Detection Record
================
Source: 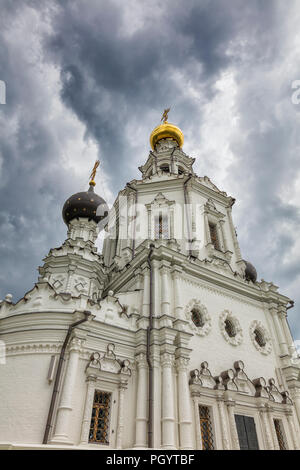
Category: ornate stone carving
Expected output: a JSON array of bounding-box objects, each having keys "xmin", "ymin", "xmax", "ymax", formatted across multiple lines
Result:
[
  {"xmin": 185, "ymin": 299, "xmax": 212, "ymax": 337},
  {"xmin": 233, "ymin": 361, "xmax": 256, "ymax": 395},
  {"xmin": 161, "ymin": 352, "xmax": 174, "ymax": 368},
  {"xmin": 220, "ymin": 369, "xmax": 238, "ymax": 391},
  {"xmin": 267, "ymin": 378, "xmax": 284, "ymax": 403},
  {"xmin": 175, "ymin": 357, "xmax": 190, "ymax": 371},
  {"xmin": 87, "ymin": 343, "xmax": 131, "ymax": 376},
  {"xmin": 253, "ymin": 377, "xmax": 269, "ymax": 398},
  {"xmin": 250, "ymin": 320, "xmax": 272, "ymax": 355},
  {"xmin": 198, "ymin": 362, "xmax": 217, "ymax": 389},
  {"xmin": 189, "ymin": 369, "xmax": 202, "ymax": 386},
  {"xmin": 219, "ymin": 310, "xmax": 243, "ymax": 347}
]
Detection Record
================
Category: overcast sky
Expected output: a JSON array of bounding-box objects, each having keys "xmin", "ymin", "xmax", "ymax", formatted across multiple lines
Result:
[{"xmin": 1, "ymin": 0, "xmax": 300, "ymax": 338}]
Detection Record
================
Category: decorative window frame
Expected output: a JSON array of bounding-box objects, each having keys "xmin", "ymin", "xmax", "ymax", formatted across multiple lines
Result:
[
  {"xmin": 82, "ymin": 379, "xmax": 118, "ymax": 448},
  {"xmin": 191, "ymin": 395, "xmax": 220, "ymax": 450},
  {"xmin": 146, "ymin": 192, "xmax": 175, "ymax": 241},
  {"xmin": 80, "ymin": 344, "xmax": 131, "ymax": 448},
  {"xmin": 233, "ymin": 408, "xmax": 262, "ymax": 450},
  {"xmin": 204, "ymin": 199, "xmax": 226, "ymax": 252},
  {"xmin": 250, "ymin": 320, "xmax": 272, "ymax": 355},
  {"xmin": 185, "ymin": 299, "xmax": 212, "ymax": 337},
  {"xmin": 219, "ymin": 310, "xmax": 243, "ymax": 346}
]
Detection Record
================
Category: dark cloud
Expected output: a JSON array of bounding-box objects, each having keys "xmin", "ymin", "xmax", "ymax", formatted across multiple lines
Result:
[{"xmin": 0, "ymin": 0, "xmax": 300, "ymax": 340}]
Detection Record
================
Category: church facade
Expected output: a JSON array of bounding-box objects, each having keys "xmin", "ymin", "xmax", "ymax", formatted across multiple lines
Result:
[{"xmin": 1, "ymin": 117, "xmax": 300, "ymax": 450}]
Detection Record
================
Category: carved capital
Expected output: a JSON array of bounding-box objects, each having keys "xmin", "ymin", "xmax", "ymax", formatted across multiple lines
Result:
[
  {"xmin": 176, "ymin": 357, "xmax": 190, "ymax": 371},
  {"xmin": 135, "ymin": 353, "xmax": 148, "ymax": 369},
  {"xmin": 161, "ymin": 352, "xmax": 174, "ymax": 368},
  {"xmin": 69, "ymin": 337, "xmax": 83, "ymax": 353}
]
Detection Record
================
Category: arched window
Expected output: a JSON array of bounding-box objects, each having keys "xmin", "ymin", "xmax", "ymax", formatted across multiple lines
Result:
[
  {"xmin": 154, "ymin": 211, "xmax": 169, "ymax": 239},
  {"xmin": 160, "ymin": 164, "xmax": 169, "ymax": 173},
  {"xmin": 209, "ymin": 222, "xmax": 220, "ymax": 250},
  {"xmin": 178, "ymin": 166, "xmax": 185, "ymax": 175}
]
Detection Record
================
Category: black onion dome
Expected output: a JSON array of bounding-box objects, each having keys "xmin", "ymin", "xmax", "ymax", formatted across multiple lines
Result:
[
  {"xmin": 244, "ymin": 260, "xmax": 257, "ymax": 283},
  {"xmin": 62, "ymin": 184, "xmax": 109, "ymax": 226}
]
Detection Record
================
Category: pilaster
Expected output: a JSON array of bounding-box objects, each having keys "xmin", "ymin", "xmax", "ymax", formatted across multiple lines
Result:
[
  {"xmin": 175, "ymin": 356, "xmax": 193, "ymax": 450},
  {"xmin": 225, "ymin": 400, "xmax": 240, "ymax": 450},
  {"xmin": 51, "ymin": 336, "xmax": 84, "ymax": 445},
  {"xmin": 134, "ymin": 353, "xmax": 148, "ymax": 448}
]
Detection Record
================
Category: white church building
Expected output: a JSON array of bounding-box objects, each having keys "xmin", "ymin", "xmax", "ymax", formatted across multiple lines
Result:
[{"xmin": 1, "ymin": 115, "xmax": 300, "ymax": 450}]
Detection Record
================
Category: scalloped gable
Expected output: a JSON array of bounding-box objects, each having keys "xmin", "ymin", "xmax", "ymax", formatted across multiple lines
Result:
[
  {"xmin": 1, "ymin": 281, "xmax": 81, "ymax": 316},
  {"xmin": 197, "ymin": 175, "xmax": 228, "ymax": 196}
]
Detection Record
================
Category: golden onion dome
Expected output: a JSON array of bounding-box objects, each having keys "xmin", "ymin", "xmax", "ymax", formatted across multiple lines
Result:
[{"xmin": 150, "ymin": 121, "xmax": 184, "ymax": 150}]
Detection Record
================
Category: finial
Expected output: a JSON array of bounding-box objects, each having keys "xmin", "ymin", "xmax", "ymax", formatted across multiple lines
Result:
[
  {"xmin": 89, "ymin": 160, "xmax": 100, "ymax": 187},
  {"xmin": 161, "ymin": 107, "xmax": 170, "ymax": 123}
]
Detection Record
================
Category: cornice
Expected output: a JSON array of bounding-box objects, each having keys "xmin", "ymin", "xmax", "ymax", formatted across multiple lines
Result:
[{"xmin": 105, "ymin": 243, "xmax": 290, "ymax": 308}]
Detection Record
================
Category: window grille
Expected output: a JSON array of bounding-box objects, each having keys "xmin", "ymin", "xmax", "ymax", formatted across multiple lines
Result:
[
  {"xmin": 160, "ymin": 165, "xmax": 169, "ymax": 173},
  {"xmin": 274, "ymin": 419, "xmax": 287, "ymax": 450},
  {"xmin": 191, "ymin": 308, "xmax": 205, "ymax": 328},
  {"xmin": 154, "ymin": 212, "xmax": 169, "ymax": 239},
  {"xmin": 225, "ymin": 318, "xmax": 236, "ymax": 338},
  {"xmin": 254, "ymin": 328, "xmax": 266, "ymax": 347},
  {"xmin": 89, "ymin": 390, "xmax": 112, "ymax": 444},
  {"xmin": 209, "ymin": 223, "xmax": 220, "ymax": 250},
  {"xmin": 199, "ymin": 406, "xmax": 214, "ymax": 450}
]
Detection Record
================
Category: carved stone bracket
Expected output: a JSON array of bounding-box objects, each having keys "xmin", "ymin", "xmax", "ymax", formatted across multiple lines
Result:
[{"xmin": 86, "ymin": 343, "xmax": 131, "ymax": 376}]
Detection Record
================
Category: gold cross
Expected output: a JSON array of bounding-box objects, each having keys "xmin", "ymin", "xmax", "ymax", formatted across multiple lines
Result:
[
  {"xmin": 89, "ymin": 160, "xmax": 100, "ymax": 185},
  {"xmin": 161, "ymin": 108, "xmax": 170, "ymax": 123}
]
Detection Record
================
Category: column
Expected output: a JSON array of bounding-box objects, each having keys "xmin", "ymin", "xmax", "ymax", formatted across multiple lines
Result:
[
  {"xmin": 270, "ymin": 306, "xmax": 289, "ymax": 356},
  {"xmin": 225, "ymin": 400, "xmax": 240, "ymax": 450},
  {"xmin": 192, "ymin": 394, "xmax": 201, "ymax": 449},
  {"xmin": 259, "ymin": 405, "xmax": 274, "ymax": 450},
  {"xmin": 203, "ymin": 211, "xmax": 211, "ymax": 247},
  {"xmin": 286, "ymin": 410, "xmax": 299, "ymax": 450},
  {"xmin": 176, "ymin": 357, "xmax": 193, "ymax": 449},
  {"xmin": 266, "ymin": 406, "xmax": 280, "ymax": 450},
  {"xmin": 279, "ymin": 307, "xmax": 296, "ymax": 356},
  {"xmin": 51, "ymin": 337, "xmax": 83, "ymax": 444},
  {"xmin": 152, "ymin": 355, "xmax": 161, "ymax": 449},
  {"xmin": 290, "ymin": 389, "xmax": 300, "ymax": 429},
  {"xmin": 170, "ymin": 208, "xmax": 174, "ymax": 240},
  {"xmin": 80, "ymin": 376, "xmax": 96, "ymax": 445},
  {"xmin": 226, "ymin": 206, "xmax": 242, "ymax": 261},
  {"xmin": 216, "ymin": 396, "xmax": 230, "ymax": 450},
  {"xmin": 172, "ymin": 268, "xmax": 184, "ymax": 321},
  {"xmin": 127, "ymin": 192, "xmax": 135, "ymax": 249},
  {"xmin": 116, "ymin": 382, "xmax": 127, "ymax": 449},
  {"xmin": 147, "ymin": 207, "xmax": 152, "ymax": 239},
  {"xmin": 160, "ymin": 264, "xmax": 170, "ymax": 316},
  {"xmin": 219, "ymin": 219, "xmax": 229, "ymax": 252},
  {"xmin": 134, "ymin": 353, "xmax": 148, "ymax": 448},
  {"xmin": 161, "ymin": 352, "xmax": 176, "ymax": 449},
  {"xmin": 142, "ymin": 267, "xmax": 150, "ymax": 317}
]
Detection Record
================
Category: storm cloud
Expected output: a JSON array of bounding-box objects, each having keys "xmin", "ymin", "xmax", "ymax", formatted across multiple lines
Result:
[{"xmin": 1, "ymin": 0, "xmax": 300, "ymax": 338}]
